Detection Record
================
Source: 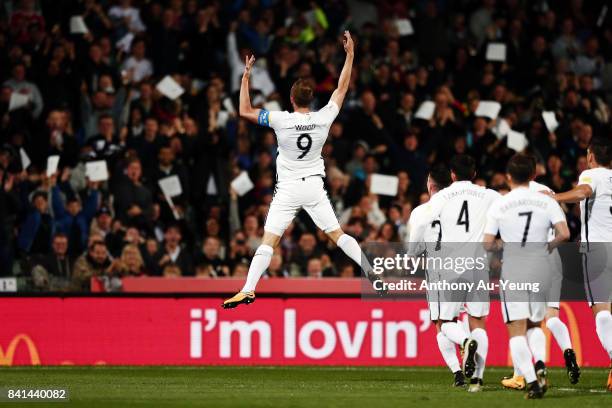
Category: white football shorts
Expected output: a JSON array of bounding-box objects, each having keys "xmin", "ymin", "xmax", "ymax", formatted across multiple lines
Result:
[{"xmin": 264, "ymin": 176, "xmax": 340, "ymax": 236}]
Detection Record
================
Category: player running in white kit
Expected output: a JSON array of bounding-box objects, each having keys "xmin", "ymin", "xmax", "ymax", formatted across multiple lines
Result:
[
  {"xmin": 502, "ymin": 155, "xmax": 580, "ymax": 390},
  {"xmin": 546, "ymin": 138, "xmax": 612, "ymax": 392},
  {"xmin": 484, "ymin": 154, "xmax": 571, "ymax": 399},
  {"xmin": 409, "ymin": 155, "xmax": 500, "ymax": 391},
  {"xmin": 223, "ymin": 32, "xmax": 374, "ymax": 309},
  {"xmin": 407, "ymin": 165, "xmax": 467, "ymax": 387}
]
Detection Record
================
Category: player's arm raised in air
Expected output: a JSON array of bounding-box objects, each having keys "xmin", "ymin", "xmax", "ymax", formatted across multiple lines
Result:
[
  {"xmin": 329, "ymin": 31, "xmax": 354, "ymax": 109},
  {"xmin": 239, "ymin": 55, "xmax": 265, "ymax": 124}
]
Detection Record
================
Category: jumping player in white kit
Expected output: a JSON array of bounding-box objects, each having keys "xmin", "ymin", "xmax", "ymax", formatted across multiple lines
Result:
[
  {"xmin": 409, "ymin": 155, "xmax": 500, "ymax": 392},
  {"xmin": 484, "ymin": 154, "xmax": 570, "ymax": 399},
  {"xmin": 545, "ymin": 138, "xmax": 612, "ymax": 392},
  {"xmin": 223, "ymin": 32, "xmax": 373, "ymax": 308}
]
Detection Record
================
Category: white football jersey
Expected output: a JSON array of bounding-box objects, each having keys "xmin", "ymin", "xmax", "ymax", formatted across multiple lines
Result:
[
  {"xmin": 485, "ymin": 187, "xmax": 566, "ymax": 255},
  {"xmin": 261, "ymin": 101, "xmax": 339, "ymax": 181},
  {"xmin": 407, "ymin": 201, "xmax": 442, "ymax": 255},
  {"xmin": 529, "ymin": 180, "xmax": 552, "ymax": 193},
  {"xmin": 529, "ymin": 180, "xmax": 555, "ymax": 242},
  {"xmin": 425, "ymin": 181, "xmax": 501, "ymax": 243},
  {"xmin": 577, "ymin": 167, "xmax": 612, "ymax": 243}
]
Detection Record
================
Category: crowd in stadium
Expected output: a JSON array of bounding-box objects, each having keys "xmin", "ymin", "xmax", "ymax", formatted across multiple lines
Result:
[{"xmin": 0, "ymin": 0, "xmax": 610, "ymax": 291}]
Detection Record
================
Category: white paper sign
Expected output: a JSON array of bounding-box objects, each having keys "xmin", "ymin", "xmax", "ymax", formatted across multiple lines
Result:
[
  {"xmin": 69, "ymin": 16, "xmax": 89, "ymax": 34},
  {"xmin": 159, "ymin": 175, "xmax": 183, "ymax": 197},
  {"xmin": 507, "ymin": 129, "xmax": 529, "ymax": 152},
  {"xmin": 475, "ymin": 101, "xmax": 501, "ymax": 120},
  {"xmin": 415, "ymin": 101, "xmax": 435, "ymax": 120},
  {"xmin": 370, "ymin": 174, "xmax": 399, "ymax": 197},
  {"xmin": 156, "ymin": 75, "xmax": 184, "ymax": 100},
  {"xmin": 395, "ymin": 18, "xmax": 414, "ymax": 36},
  {"xmin": 46, "ymin": 155, "xmax": 60, "ymax": 177},
  {"xmin": 116, "ymin": 32, "xmax": 134, "ymax": 52},
  {"xmin": 486, "ymin": 42, "xmax": 507, "ymax": 62},
  {"xmin": 231, "ymin": 171, "xmax": 254, "ymax": 196},
  {"xmin": 20, "ymin": 148, "xmax": 31, "ymax": 170},
  {"xmin": 493, "ymin": 118, "xmax": 511, "ymax": 140},
  {"xmin": 85, "ymin": 160, "xmax": 109, "ymax": 182},
  {"xmin": 542, "ymin": 111, "xmax": 559, "ymax": 133},
  {"xmin": 9, "ymin": 92, "xmax": 30, "ymax": 111},
  {"xmin": 0, "ymin": 277, "xmax": 17, "ymax": 292}
]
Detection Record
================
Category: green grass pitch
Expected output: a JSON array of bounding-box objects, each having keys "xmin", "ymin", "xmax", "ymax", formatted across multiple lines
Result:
[{"xmin": 0, "ymin": 366, "xmax": 609, "ymax": 407}]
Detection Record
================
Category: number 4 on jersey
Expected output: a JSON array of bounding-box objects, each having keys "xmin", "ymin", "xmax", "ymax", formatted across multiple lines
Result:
[{"xmin": 457, "ymin": 200, "xmax": 470, "ymax": 232}]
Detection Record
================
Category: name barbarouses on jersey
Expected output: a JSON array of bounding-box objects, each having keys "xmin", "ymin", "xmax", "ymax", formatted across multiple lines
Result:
[{"xmin": 371, "ymin": 279, "xmax": 540, "ymax": 294}]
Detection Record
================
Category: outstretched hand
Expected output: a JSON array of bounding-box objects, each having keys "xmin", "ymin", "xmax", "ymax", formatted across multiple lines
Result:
[
  {"xmin": 243, "ymin": 55, "xmax": 255, "ymax": 78},
  {"xmin": 343, "ymin": 31, "xmax": 354, "ymax": 55}
]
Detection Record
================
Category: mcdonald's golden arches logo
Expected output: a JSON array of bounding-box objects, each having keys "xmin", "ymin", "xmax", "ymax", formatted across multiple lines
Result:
[{"xmin": 0, "ymin": 334, "xmax": 41, "ymax": 366}]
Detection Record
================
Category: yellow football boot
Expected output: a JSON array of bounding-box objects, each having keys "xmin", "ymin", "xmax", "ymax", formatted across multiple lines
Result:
[
  {"xmin": 222, "ymin": 291, "xmax": 255, "ymax": 309},
  {"xmin": 501, "ymin": 374, "xmax": 526, "ymax": 390}
]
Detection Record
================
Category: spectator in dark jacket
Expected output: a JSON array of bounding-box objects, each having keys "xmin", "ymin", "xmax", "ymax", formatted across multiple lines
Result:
[
  {"xmin": 112, "ymin": 158, "xmax": 153, "ymax": 229},
  {"xmin": 31, "ymin": 233, "xmax": 74, "ymax": 291},
  {"xmin": 17, "ymin": 190, "xmax": 55, "ymax": 255},
  {"xmin": 51, "ymin": 183, "xmax": 99, "ymax": 256},
  {"xmin": 155, "ymin": 224, "xmax": 193, "ymax": 276}
]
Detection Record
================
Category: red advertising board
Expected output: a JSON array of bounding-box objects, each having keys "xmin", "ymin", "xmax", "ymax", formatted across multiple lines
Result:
[{"xmin": 0, "ymin": 298, "xmax": 608, "ymax": 367}]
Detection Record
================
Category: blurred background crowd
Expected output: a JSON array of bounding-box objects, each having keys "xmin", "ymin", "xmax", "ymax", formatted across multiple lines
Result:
[{"xmin": 0, "ymin": 0, "xmax": 611, "ymax": 291}]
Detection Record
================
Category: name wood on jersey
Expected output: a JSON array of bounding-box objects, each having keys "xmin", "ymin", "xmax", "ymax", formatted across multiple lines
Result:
[{"xmin": 295, "ymin": 124, "xmax": 316, "ymax": 131}]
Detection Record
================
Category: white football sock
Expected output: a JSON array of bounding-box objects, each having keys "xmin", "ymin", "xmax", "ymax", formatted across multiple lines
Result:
[
  {"xmin": 546, "ymin": 317, "xmax": 572, "ymax": 351},
  {"xmin": 595, "ymin": 310, "xmax": 612, "ymax": 359},
  {"xmin": 337, "ymin": 234, "xmax": 372, "ymax": 274},
  {"xmin": 241, "ymin": 245, "xmax": 273, "ymax": 293},
  {"xmin": 509, "ymin": 336, "xmax": 537, "ymax": 383},
  {"xmin": 511, "ymin": 347, "xmax": 522, "ymax": 377},
  {"xmin": 526, "ymin": 327, "xmax": 546, "ymax": 363},
  {"xmin": 441, "ymin": 321, "xmax": 469, "ymax": 346},
  {"xmin": 436, "ymin": 332, "xmax": 461, "ymax": 373},
  {"xmin": 471, "ymin": 328, "xmax": 488, "ymax": 379}
]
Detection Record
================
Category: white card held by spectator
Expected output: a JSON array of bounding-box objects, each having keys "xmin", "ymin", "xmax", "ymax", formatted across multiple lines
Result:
[
  {"xmin": 507, "ymin": 129, "xmax": 529, "ymax": 152},
  {"xmin": 414, "ymin": 101, "xmax": 435, "ymax": 120},
  {"xmin": 485, "ymin": 42, "xmax": 507, "ymax": 62},
  {"xmin": 231, "ymin": 171, "xmax": 254, "ymax": 196},
  {"xmin": 493, "ymin": 118, "xmax": 511, "ymax": 140},
  {"xmin": 19, "ymin": 148, "xmax": 31, "ymax": 170},
  {"xmin": 542, "ymin": 111, "xmax": 559, "ymax": 133},
  {"xmin": 475, "ymin": 101, "xmax": 501, "ymax": 120},
  {"xmin": 116, "ymin": 32, "xmax": 135, "ymax": 53},
  {"xmin": 46, "ymin": 155, "xmax": 60, "ymax": 177},
  {"xmin": 9, "ymin": 92, "xmax": 30, "ymax": 111},
  {"xmin": 395, "ymin": 18, "xmax": 414, "ymax": 36},
  {"xmin": 370, "ymin": 174, "xmax": 399, "ymax": 197},
  {"xmin": 159, "ymin": 175, "xmax": 183, "ymax": 197},
  {"xmin": 69, "ymin": 16, "xmax": 89, "ymax": 34},
  {"xmin": 156, "ymin": 76, "xmax": 184, "ymax": 100},
  {"xmin": 85, "ymin": 160, "xmax": 109, "ymax": 182}
]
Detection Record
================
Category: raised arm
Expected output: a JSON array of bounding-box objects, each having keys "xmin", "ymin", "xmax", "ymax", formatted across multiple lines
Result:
[
  {"xmin": 330, "ymin": 31, "xmax": 355, "ymax": 109},
  {"xmin": 239, "ymin": 55, "xmax": 261, "ymax": 124}
]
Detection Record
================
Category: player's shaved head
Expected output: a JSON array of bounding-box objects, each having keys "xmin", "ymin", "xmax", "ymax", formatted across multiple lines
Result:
[
  {"xmin": 449, "ymin": 154, "xmax": 476, "ymax": 181},
  {"xmin": 507, "ymin": 154, "xmax": 533, "ymax": 184},
  {"xmin": 588, "ymin": 137, "xmax": 612, "ymax": 168},
  {"xmin": 290, "ymin": 78, "xmax": 314, "ymax": 108}
]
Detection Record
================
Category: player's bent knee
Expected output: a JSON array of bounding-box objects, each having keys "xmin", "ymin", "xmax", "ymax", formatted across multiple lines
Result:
[{"xmin": 261, "ymin": 231, "xmax": 282, "ymax": 248}]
